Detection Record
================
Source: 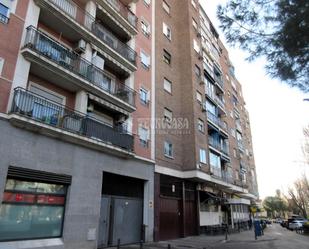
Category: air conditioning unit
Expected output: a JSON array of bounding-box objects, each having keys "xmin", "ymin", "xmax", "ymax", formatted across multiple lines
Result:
[
  {"xmin": 74, "ymin": 39, "xmax": 86, "ymax": 53},
  {"xmin": 117, "ymin": 116, "xmax": 126, "ymax": 124},
  {"xmin": 87, "ymin": 104, "xmax": 94, "ymax": 112},
  {"xmin": 202, "ymin": 102, "xmax": 207, "ymax": 112}
]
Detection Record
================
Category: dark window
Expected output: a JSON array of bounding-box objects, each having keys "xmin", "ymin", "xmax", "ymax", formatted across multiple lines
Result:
[
  {"xmin": 163, "ymin": 49, "xmax": 171, "ymax": 65},
  {"xmin": 0, "ymin": 179, "xmax": 67, "ymax": 241},
  {"xmin": 195, "ymin": 64, "xmax": 201, "ymax": 77}
]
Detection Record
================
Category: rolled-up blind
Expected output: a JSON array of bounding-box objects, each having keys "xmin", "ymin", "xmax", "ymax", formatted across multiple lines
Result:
[{"xmin": 7, "ymin": 166, "xmax": 72, "ymax": 185}]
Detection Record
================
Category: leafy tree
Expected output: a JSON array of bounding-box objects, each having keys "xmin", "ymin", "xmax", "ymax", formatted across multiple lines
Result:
[
  {"xmin": 217, "ymin": 0, "xmax": 309, "ymax": 92},
  {"xmin": 263, "ymin": 191, "xmax": 288, "ymax": 218}
]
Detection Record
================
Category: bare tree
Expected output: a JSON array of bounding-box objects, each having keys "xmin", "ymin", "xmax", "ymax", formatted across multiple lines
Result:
[{"xmin": 287, "ymin": 175, "xmax": 309, "ymax": 218}]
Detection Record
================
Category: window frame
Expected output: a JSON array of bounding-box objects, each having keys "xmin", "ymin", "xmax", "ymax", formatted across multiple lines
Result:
[
  {"xmin": 0, "ymin": 178, "xmax": 68, "ymax": 242},
  {"xmin": 140, "ymin": 50, "xmax": 151, "ymax": 69},
  {"xmin": 141, "ymin": 18, "xmax": 150, "ymax": 38},
  {"xmin": 163, "ymin": 49, "xmax": 171, "ymax": 65},
  {"xmin": 163, "ymin": 78, "xmax": 172, "ymax": 93},
  {"xmin": 199, "ymin": 148, "xmax": 207, "ymax": 164},
  {"xmin": 163, "ymin": 22, "xmax": 172, "ymax": 40},
  {"xmin": 164, "ymin": 141, "xmax": 173, "ymax": 158},
  {"xmin": 198, "ymin": 118, "xmax": 204, "ymax": 133},
  {"xmin": 139, "ymin": 87, "xmax": 149, "ymax": 105},
  {"xmin": 162, "ymin": 0, "xmax": 170, "ymax": 14}
]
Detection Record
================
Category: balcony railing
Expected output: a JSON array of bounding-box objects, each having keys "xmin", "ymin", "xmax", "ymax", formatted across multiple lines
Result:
[
  {"xmin": 104, "ymin": 0, "xmax": 138, "ymax": 28},
  {"xmin": 208, "ymin": 136, "xmax": 229, "ymax": 156},
  {"xmin": 10, "ymin": 88, "xmax": 134, "ymax": 151},
  {"xmin": 0, "ymin": 13, "xmax": 9, "ymax": 24},
  {"xmin": 24, "ymin": 26, "xmax": 135, "ymax": 106},
  {"xmin": 46, "ymin": 0, "xmax": 137, "ymax": 65},
  {"xmin": 206, "ymin": 111, "xmax": 227, "ymax": 131},
  {"xmin": 215, "ymin": 96, "xmax": 225, "ymax": 109},
  {"xmin": 210, "ymin": 165, "xmax": 222, "ymax": 178}
]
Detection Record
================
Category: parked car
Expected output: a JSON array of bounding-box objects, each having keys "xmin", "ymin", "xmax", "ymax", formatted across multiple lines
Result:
[
  {"xmin": 289, "ymin": 220, "xmax": 305, "ymax": 230},
  {"xmin": 280, "ymin": 220, "xmax": 288, "ymax": 227}
]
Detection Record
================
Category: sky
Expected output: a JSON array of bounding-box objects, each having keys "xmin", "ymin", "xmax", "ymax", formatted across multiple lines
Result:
[{"xmin": 201, "ymin": 0, "xmax": 309, "ymax": 199}]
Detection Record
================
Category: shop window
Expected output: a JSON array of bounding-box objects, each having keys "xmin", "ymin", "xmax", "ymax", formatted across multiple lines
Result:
[{"xmin": 0, "ymin": 178, "xmax": 68, "ymax": 241}]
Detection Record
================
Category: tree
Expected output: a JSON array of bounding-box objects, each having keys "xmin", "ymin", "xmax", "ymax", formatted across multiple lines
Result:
[
  {"xmin": 302, "ymin": 126, "xmax": 309, "ymax": 165},
  {"xmin": 287, "ymin": 175, "xmax": 309, "ymax": 218},
  {"xmin": 263, "ymin": 191, "xmax": 288, "ymax": 218},
  {"xmin": 217, "ymin": 0, "xmax": 309, "ymax": 92}
]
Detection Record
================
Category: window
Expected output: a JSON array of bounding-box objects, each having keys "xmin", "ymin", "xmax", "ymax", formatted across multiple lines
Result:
[
  {"xmin": 164, "ymin": 141, "xmax": 173, "ymax": 158},
  {"xmin": 199, "ymin": 149, "xmax": 207, "ymax": 164},
  {"xmin": 0, "ymin": 3, "xmax": 9, "ymax": 18},
  {"xmin": 192, "ymin": 18, "xmax": 198, "ymax": 30},
  {"xmin": 163, "ymin": 49, "xmax": 171, "ymax": 65},
  {"xmin": 29, "ymin": 83, "xmax": 65, "ymax": 121},
  {"xmin": 194, "ymin": 64, "xmax": 201, "ymax": 77},
  {"xmin": 164, "ymin": 78, "xmax": 172, "ymax": 93},
  {"xmin": 164, "ymin": 108, "xmax": 172, "ymax": 123},
  {"xmin": 141, "ymin": 19, "xmax": 150, "ymax": 37},
  {"xmin": 193, "ymin": 39, "xmax": 200, "ymax": 53},
  {"xmin": 191, "ymin": 0, "xmax": 196, "ymax": 9},
  {"xmin": 196, "ymin": 91, "xmax": 202, "ymax": 103},
  {"xmin": 198, "ymin": 119, "xmax": 204, "ymax": 132},
  {"xmin": 162, "ymin": 0, "xmax": 170, "ymax": 14},
  {"xmin": 233, "ymin": 148, "xmax": 237, "ymax": 158},
  {"xmin": 198, "ymin": 119, "xmax": 205, "ymax": 132},
  {"xmin": 163, "ymin": 22, "xmax": 171, "ymax": 40},
  {"xmin": 209, "ymin": 152, "xmax": 221, "ymax": 177},
  {"xmin": 139, "ymin": 126, "xmax": 149, "ymax": 147},
  {"xmin": 0, "ymin": 57, "xmax": 4, "ymax": 75},
  {"xmin": 205, "ymin": 100, "xmax": 216, "ymax": 115},
  {"xmin": 143, "ymin": 0, "xmax": 150, "ymax": 6},
  {"xmin": 140, "ymin": 88, "xmax": 149, "ymax": 105},
  {"xmin": 140, "ymin": 51, "xmax": 150, "ymax": 69},
  {"xmin": 0, "ymin": 178, "xmax": 67, "ymax": 241}
]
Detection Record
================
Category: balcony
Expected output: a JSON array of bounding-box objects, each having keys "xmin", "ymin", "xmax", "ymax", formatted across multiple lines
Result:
[
  {"xmin": 215, "ymin": 96, "xmax": 225, "ymax": 111},
  {"xmin": 35, "ymin": 0, "xmax": 137, "ymax": 72},
  {"xmin": 9, "ymin": 88, "xmax": 134, "ymax": 153},
  {"xmin": 96, "ymin": 0, "xmax": 138, "ymax": 36},
  {"xmin": 208, "ymin": 136, "xmax": 230, "ymax": 158},
  {"xmin": 22, "ymin": 26, "xmax": 136, "ymax": 111},
  {"xmin": 206, "ymin": 111, "xmax": 228, "ymax": 135}
]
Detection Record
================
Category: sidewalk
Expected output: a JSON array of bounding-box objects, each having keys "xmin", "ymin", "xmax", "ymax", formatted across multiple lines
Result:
[{"xmin": 122, "ymin": 229, "xmax": 258, "ymax": 249}]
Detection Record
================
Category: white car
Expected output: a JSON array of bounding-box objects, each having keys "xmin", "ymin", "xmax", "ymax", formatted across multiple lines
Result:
[{"xmin": 289, "ymin": 220, "xmax": 306, "ymax": 230}]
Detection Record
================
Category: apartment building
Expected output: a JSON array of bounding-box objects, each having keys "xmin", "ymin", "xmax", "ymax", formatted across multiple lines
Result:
[
  {"xmin": 0, "ymin": 0, "xmax": 258, "ymax": 247},
  {"xmin": 153, "ymin": 0, "xmax": 259, "ymax": 241},
  {"xmin": 0, "ymin": 0, "xmax": 154, "ymax": 248}
]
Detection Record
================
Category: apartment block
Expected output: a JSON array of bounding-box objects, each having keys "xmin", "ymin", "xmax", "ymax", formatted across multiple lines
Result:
[
  {"xmin": 153, "ymin": 0, "xmax": 259, "ymax": 241},
  {"xmin": 0, "ymin": 0, "xmax": 258, "ymax": 248},
  {"xmin": 0, "ymin": 0, "xmax": 154, "ymax": 248}
]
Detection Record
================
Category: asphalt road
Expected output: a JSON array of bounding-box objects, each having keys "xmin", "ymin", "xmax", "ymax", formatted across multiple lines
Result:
[
  {"xmin": 212, "ymin": 224, "xmax": 309, "ymax": 249},
  {"xmin": 125, "ymin": 224, "xmax": 309, "ymax": 249}
]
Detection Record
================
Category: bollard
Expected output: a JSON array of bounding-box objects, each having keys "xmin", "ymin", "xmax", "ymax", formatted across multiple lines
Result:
[
  {"xmin": 140, "ymin": 240, "xmax": 144, "ymax": 249},
  {"xmin": 168, "ymin": 244, "xmax": 171, "ymax": 249},
  {"xmin": 117, "ymin": 239, "xmax": 120, "ymax": 249},
  {"xmin": 225, "ymin": 224, "xmax": 228, "ymax": 241}
]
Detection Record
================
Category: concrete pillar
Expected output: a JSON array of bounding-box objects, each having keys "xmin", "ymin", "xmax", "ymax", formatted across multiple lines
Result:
[
  {"xmin": 7, "ymin": 0, "xmax": 40, "ymax": 112},
  {"xmin": 75, "ymin": 91, "xmax": 88, "ymax": 113}
]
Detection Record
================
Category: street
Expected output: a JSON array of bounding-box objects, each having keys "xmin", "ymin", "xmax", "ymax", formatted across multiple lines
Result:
[{"xmin": 125, "ymin": 224, "xmax": 309, "ymax": 249}]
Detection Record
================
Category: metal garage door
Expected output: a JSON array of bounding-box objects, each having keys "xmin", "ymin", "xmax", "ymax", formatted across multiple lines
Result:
[{"xmin": 98, "ymin": 195, "xmax": 143, "ymax": 247}]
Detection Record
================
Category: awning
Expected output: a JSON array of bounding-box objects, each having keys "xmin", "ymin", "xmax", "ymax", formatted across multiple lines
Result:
[{"xmin": 88, "ymin": 93, "xmax": 130, "ymax": 116}]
